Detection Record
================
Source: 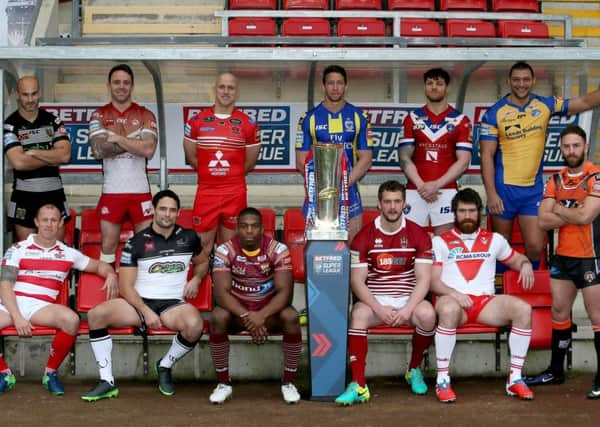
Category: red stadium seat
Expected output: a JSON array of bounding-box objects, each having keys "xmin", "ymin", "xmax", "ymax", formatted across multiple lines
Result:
[
  {"xmin": 283, "ymin": 208, "xmax": 306, "ymax": 283},
  {"xmin": 497, "ymin": 20, "xmax": 549, "ymax": 39},
  {"xmin": 439, "ymin": 0, "xmax": 487, "ymax": 11},
  {"xmin": 283, "ymin": 0, "xmax": 329, "ymax": 9},
  {"xmin": 281, "ymin": 18, "xmax": 331, "ymax": 40},
  {"xmin": 368, "ymin": 324, "xmax": 415, "ymax": 334},
  {"xmin": 362, "ymin": 209, "xmax": 379, "ymax": 225},
  {"xmin": 388, "ymin": 0, "xmax": 434, "ymax": 10},
  {"xmin": 400, "ymin": 19, "xmax": 441, "ymax": 43},
  {"xmin": 337, "ymin": 18, "xmax": 386, "ymax": 46},
  {"xmin": 446, "ymin": 20, "xmax": 496, "ymax": 38},
  {"xmin": 177, "ymin": 208, "xmax": 194, "ymax": 229},
  {"xmin": 228, "ymin": 0, "xmax": 277, "ymax": 10},
  {"xmin": 486, "ymin": 216, "xmax": 548, "ymax": 269},
  {"xmin": 228, "ymin": 17, "xmax": 277, "ymax": 38},
  {"xmin": 335, "ymin": 0, "xmax": 382, "ymax": 10},
  {"xmin": 63, "ymin": 208, "xmax": 78, "ymax": 248},
  {"xmin": 492, "ymin": 0, "xmax": 539, "ymax": 13}
]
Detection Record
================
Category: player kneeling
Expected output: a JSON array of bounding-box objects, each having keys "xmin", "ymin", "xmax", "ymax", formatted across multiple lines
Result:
[{"xmin": 431, "ymin": 188, "xmax": 534, "ymax": 403}]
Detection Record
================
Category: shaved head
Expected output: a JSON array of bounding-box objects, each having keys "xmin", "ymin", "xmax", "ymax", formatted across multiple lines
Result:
[{"xmin": 16, "ymin": 76, "xmax": 41, "ymax": 116}]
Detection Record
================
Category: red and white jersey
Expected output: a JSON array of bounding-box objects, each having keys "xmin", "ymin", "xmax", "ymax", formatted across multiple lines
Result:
[
  {"xmin": 1, "ymin": 235, "xmax": 90, "ymax": 303},
  {"xmin": 184, "ymin": 108, "xmax": 261, "ymax": 193},
  {"xmin": 432, "ymin": 228, "xmax": 514, "ymax": 296},
  {"xmin": 351, "ymin": 216, "xmax": 433, "ymax": 298},
  {"xmin": 89, "ymin": 102, "xmax": 157, "ymax": 194},
  {"xmin": 400, "ymin": 105, "xmax": 472, "ymax": 190}
]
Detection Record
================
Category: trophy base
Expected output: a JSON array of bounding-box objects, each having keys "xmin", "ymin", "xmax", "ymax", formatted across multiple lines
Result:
[{"xmin": 306, "ymin": 229, "xmax": 348, "ymax": 241}]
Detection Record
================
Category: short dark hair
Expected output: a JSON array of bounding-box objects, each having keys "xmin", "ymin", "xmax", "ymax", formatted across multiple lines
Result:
[
  {"xmin": 36, "ymin": 202, "xmax": 62, "ymax": 218},
  {"xmin": 560, "ymin": 124, "xmax": 587, "ymax": 143},
  {"xmin": 238, "ymin": 207, "xmax": 262, "ymax": 224},
  {"xmin": 152, "ymin": 189, "xmax": 180, "ymax": 209},
  {"xmin": 108, "ymin": 64, "xmax": 134, "ymax": 84},
  {"xmin": 378, "ymin": 180, "xmax": 406, "ymax": 201},
  {"xmin": 322, "ymin": 65, "xmax": 347, "ymax": 85},
  {"xmin": 424, "ymin": 68, "xmax": 450, "ymax": 85},
  {"xmin": 509, "ymin": 61, "xmax": 534, "ymax": 79},
  {"xmin": 451, "ymin": 188, "xmax": 483, "ymax": 213}
]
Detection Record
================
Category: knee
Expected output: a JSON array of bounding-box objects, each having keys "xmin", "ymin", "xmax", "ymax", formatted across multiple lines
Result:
[
  {"xmin": 87, "ymin": 304, "xmax": 108, "ymax": 329},
  {"xmin": 413, "ymin": 304, "xmax": 436, "ymax": 330},
  {"xmin": 60, "ymin": 310, "xmax": 80, "ymax": 333},
  {"xmin": 279, "ymin": 308, "xmax": 300, "ymax": 332},
  {"xmin": 210, "ymin": 308, "xmax": 231, "ymax": 332},
  {"xmin": 349, "ymin": 305, "xmax": 371, "ymax": 328},
  {"xmin": 513, "ymin": 300, "xmax": 532, "ymax": 328},
  {"xmin": 184, "ymin": 315, "xmax": 204, "ymax": 339},
  {"xmin": 435, "ymin": 298, "xmax": 460, "ymax": 324}
]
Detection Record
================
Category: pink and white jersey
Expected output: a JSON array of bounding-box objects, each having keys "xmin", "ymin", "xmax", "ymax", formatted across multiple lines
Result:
[
  {"xmin": 1, "ymin": 235, "xmax": 90, "ymax": 303},
  {"xmin": 351, "ymin": 216, "xmax": 433, "ymax": 297},
  {"xmin": 432, "ymin": 228, "xmax": 514, "ymax": 296},
  {"xmin": 400, "ymin": 105, "xmax": 472, "ymax": 190}
]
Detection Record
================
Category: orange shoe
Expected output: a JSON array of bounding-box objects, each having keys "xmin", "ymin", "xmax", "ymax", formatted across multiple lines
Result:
[
  {"xmin": 506, "ymin": 378, "xmax": 534, "ymax": 400},
  {"xmin": 435, "ymin": 380, "xmax": 456, "ymax": 403}
]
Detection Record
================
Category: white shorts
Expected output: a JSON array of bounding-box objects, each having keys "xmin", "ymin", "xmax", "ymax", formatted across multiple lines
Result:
[
  {"xmin": 374, "ymin": 295, "xmax": 410, "ymax": 309},
  {"xmin": 404, "ymin": 188, "xmax": 457, "ymax": 227},
  {"xmin": 0, "ymin": 296, "xmax": 51, "ymax": 321}
]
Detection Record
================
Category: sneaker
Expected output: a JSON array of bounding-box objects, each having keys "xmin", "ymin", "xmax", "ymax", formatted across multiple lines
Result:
[
  {"xmin": 0, "ymin": 372, "xmax": 16, "ymax": 394},
  {"xmin": 42, "ymin": 371, "xmax": 64, "ymax": 396},
  {"xmin": 334, "ymin": 382, "xmax": 370, "ymax": 406},
  {"xmin": 156, "ymin": 359, "xmax": 175, "ymax": 396},
  {"xmin": 281, "ymin": 382, "xmax": 301, "ymax": 404},
  {"xmin": 435, "ymin": 380, "xmax": 456, "ymax": 403},
  {"xmin": 209, "ymin": 383, "xmax": 233, "ymax": 404},
  {"xmin": 523, "ymin": 368, "xmax": 565, "ymax": 386},
  {"xmin": 587, "ymin": 382, "xmax": 600, "ymax": 399},
  {"xmin": 405, "ymin": 368, "xmax": 428, "ymax": 395},
  {"xmin": 81, "ymin": 380, "xmax": 120, "ymax": 402},
  {"xmin": 506, "ymin": 378, "xmax": 534, "ymax": 400}
]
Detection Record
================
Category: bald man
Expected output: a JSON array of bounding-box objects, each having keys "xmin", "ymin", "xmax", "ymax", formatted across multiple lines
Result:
[
  {"xmin": 3, "ymin": 76, "xmax": 72, "ymax": 241},
  {"xmin": 183, "ymin": 72, "xmax": 262, "ymax": 273}
]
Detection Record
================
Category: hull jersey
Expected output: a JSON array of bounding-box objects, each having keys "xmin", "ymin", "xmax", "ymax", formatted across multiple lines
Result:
[
  {"xmin": 543, "ymin": 161, "xmax": 600, "ymax": 258},
  {"xmin": 184, "ymin": 108, "xmax": 260, "ymax": 193},
  {"xmin": 399, "ymin": 105, "xmax": 472, "ymax": 190},
  {"xmin": 432, "ymin": 228, "xmax": 514, "ymax": 296},
  {"xmin": 120, "ymin": 225, "xmax": 201, "ymax": 300},
  {"xmin": 1, "ymin": 235, "xmax": 90, "ymax": 303},
  {"xmin": 89, "ymin": 102, "xmax": 157, "ymax": 194},
  {"xmin": 350, "ymin": 216, "xmax": 432, "ymax": 297}
]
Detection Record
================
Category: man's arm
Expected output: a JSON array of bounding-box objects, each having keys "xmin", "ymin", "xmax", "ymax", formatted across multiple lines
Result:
[
  {"xmin": 567, "ymin": 88, "xmax": 600, "ymax": 114},
  {"xmin": 349, "ymin": 149, "xmax": 372, "ymax": 187},
  {"xmin": 431, "ymin": 150, "xmax": 472, "ymax": 190},
  {"xmin": 183, "ymin": 252, "xmax": 209, "ymax": 299},
  {"xmin": 538, "ymin": 198, "xmax": 567, "ymax": 231},
  {"xmin": 398, "ymin": 144, "xmax": 423, "ymax": 188},
  {"xmin": 480, "ymin": 139, "xmax": 504, "ymax": 215},
  {"xmin": 183, "ymin": 138, "xmax": 198, "ymax": 170},
  {"xmin": 295, "ymin": 149, "xmax": 308, "ymax": 174},
  {"xmin": 83, "ymin": 258, "xmax": 118, "ymax": 299},
  {"xmin": 244, "ymin": 144, "xmax": 261, "ymax": 174},
  {"xmin": 118, "ymin": 265, "xmax": 161, "ymax": 329},
  {"xmin": 212, "ymin": 270, "xmax": 251, "ymax": 317},
  {"xmin": 502, "ymin": 250, "xmax": 534, "ymax": 290},
  {"xmin": 255, "ymin": 270, "xmax": 293, "ymax": 320},
  {"xmin": 0, "ymin": 265, "xmax": 31, "ymax": 336},
  {"xmin": 24, "ymin": 139, "xmax": 71, "ymax": 166},
  {"xmin": 552, "ymin": 195, "xmax": 600, "ymax": 225},
  {"xmin": 5, "ymin": 145, "xmax": 49, "ymax": 171},
  {"xmin": 110, "ymin": 133, "xmax": 157, "ymax": 159},
  {"xmin": 350, "ymin": 265, "xmax": 394, "ymax": 325}
]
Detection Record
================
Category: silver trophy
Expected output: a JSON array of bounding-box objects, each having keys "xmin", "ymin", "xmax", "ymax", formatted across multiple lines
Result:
[{"xmin": 307, "ymin": 143, "xmax": 348, "ymax": 241}]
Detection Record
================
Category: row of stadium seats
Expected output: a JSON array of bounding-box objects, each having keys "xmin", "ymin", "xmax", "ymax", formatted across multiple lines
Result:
[{"xmin": 229, "ymin": 0, "xmax": 539, "ymax": 13}]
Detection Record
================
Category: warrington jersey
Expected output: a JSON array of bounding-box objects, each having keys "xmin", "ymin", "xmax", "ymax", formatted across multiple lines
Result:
[
  {"xmin": 543, "ymin": 161, "xmax": 600, "ymax": 258},
  {"xmin": 479, "ymin": 94, "xmax": 569, "ymax": 187}
]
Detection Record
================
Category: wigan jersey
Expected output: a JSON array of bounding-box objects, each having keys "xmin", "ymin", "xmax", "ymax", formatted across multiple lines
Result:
[
  {"xmin": 350, "ymin": 216, "xmax": 432, "ymax": 297},
  {"xmin": 213, "ymin": 235, "xmax": 292, "ymax": 310},
  {"xmin": 184, "ymin": 108, "xmax": 260, "ymax": 193},
  {"xmin": 543, "ymin": 161, "xmax": 600, "ymax": 258},
  {"xmin": 400, "ymin": 105, "xmax": 472, "ymax": 190},
  {"xmin": 89, "ymin": 102, "xmax": 157, "ymax": 194},
  {"xmin": 480, "ymin": 93, "xmax": 569, "ymax": 187},
  {"xmin": 1, "ymin": 235, "xmax": 89, "ymax": 303},
  {"xmin": 3, "ymin": 109, "xmax": 69, "ymax": 191},
  {"xmin": 432, "ymin": 228, "xmax": 515, "ymax": 296},
  {"xmin": 120, "ymin": 225, "xmax": 201, "ymax": 300}
]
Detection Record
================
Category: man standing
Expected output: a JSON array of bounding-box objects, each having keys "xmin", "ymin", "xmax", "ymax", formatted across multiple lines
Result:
[
  {"xmin": 480, "ymin": 61, "xmax": 600, "ymax": 269},
  {"xmin": 399, "ymin": 68, "xmax": 472, "ymax": 235},
  {"xmin": 431, "ymin": 188, "xmax": 534, "ymax": 403},
  {"xmin": 208, "ymin": 208, "xmax": 301, "ymax": 404},
  {"xmin": 335, "ymin": 180, "xmax": 435, "ymax": 405},
  {"xmin": 526, "ymin": 125, "xmax": 600, "ymax": 399},
  {"xmin": 296, "ymin": 65, "xmax": 374, "ymax": 242},
  {"xmin": 3, "ymin": 76, "xmax": 72, "ymax": 241},
  {"xmin": 0, "ymin": 203, "xmax": 116, "ymax": 396},
  {"xmin": 81, "ymin": 190, "xmax": 206, "ymax": 401},
  {"xmin": 88, "ymin": 64, "xmax": 158, "ymax": 266}
]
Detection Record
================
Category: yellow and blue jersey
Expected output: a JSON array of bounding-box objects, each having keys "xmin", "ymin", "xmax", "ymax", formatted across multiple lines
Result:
[{"xmin": 479, "ymin": 93, "xmax": 569, "ymax": 187}]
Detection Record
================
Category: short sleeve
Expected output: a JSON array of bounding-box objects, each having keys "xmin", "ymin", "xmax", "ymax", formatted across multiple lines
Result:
[{"xmin": 3, "ymin": 121, "xmax": 19, "ymax": 153}]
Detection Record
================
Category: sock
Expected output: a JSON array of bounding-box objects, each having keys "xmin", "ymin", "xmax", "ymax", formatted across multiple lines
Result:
[
  {"xmin": 508, "ymin": 327, "xmax": 532, "ymax": 383},
  {"xmin": 409, "ymin": 327, "xmax": 434, "ymax": 370},
  {"xmin": 0, "ymin": 355, "xmax": 10, "ymax": 374},
  {"xmin": 550, "ymin": 320, "xmax": 572, "ymax": 375},
  {"xmin": 593, "ymin": 325, "xmax": 600, "ymax": 384},
  {"xmin": 89, "ymin": 328, "xmax": 115, "ymax": 384},
  {"xmin": 348, "ymin": 329, "xmax": 368, "ymax": 387},
  {"xmin": 160, "ymin": 333, "xmax": 196, "ymax": 369},
  {"xmin": 46, "ymin": 330, "xmax": 77, "ymax": 372},
  {"xmin": 435, "ymin": 326, "xmax": 456, "ymax": 384},
  {"xmin": 100, "ymin": 252, "xmax": 116, "ymax": 264},
  {"xmin": 209, "ymin": 333, "xmax": 230, "ymax": 384},
  {"xmin": 282, "ymin": 332, "xmax": 302, "ymax": 383}
]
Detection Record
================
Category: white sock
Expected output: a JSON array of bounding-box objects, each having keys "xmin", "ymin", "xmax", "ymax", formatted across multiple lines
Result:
[
  {"xmin": 435, "ymin": 326, "xmax": 456, "ymax": 385},
  {"xmin": 90, "ymin": 335, "xmax": 114, "ymax": 384},
  {"xmin": 509, "ymin": 327, "xmax": 532, "ymax": 383},
  {"xmin": 160, "ymin": 334, "xmax": 194, "ymax": 369}
]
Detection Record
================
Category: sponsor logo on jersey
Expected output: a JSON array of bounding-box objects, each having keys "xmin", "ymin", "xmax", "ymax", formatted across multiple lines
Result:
[
  {"xmin": 425, "ymin": 150, "xmax": 438, "ymax": 162},
  {"xmin": 144, "ymin": 240, "xmax": 155, "ymax": 252},
  {"xmin": 200, "ymin": 127, "xmax": 214, "ymax": 132},
  {"xmin": 344, "ymin": 116, "xmax": 355, "ymax": 132},
  {"xmin": 236, "ymin": 255, "xmax": 247, "ymax": 262},
  {"xmin": 376, "ymin": 253, "xmax": 406, "ymax": 269},
  {"xmin": 230, "ymin": 118, "xmax": 242, "ymax": 125},
  {"xmin": 374, "ymin": 237, "xmax": 383, "ymax": 248},
  {"xmin": 232, "ymin": 265, "xmax": 246, "ymax": 275},
  {"xmin": 202, "ymin": 116, "xmax": 215, "ymax": 123},
  {"xmin": 149, "ymin": 261, "xmax": 186, "ymax": 274}
]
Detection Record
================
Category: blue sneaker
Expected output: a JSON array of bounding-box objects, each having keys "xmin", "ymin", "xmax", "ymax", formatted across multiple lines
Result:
[
  {"xmin": 335, "ymin": 382, "xmax": 370, "ymax": 406},
  {"xmin": 0, "ymin": 372, "xmax": 16, "ymax": 394},
  {"xmin": 42, "ymin": 371, "xmax": 64, "ymax": 396},
  {"xmin": 405, "ymin": 368, "xmax": 428, "ymax": 395}
]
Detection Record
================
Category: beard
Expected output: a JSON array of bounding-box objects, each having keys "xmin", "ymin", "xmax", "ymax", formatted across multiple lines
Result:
[
  {"xmin": 381, "ymin": 210, "xmax": 402, "ymax": 224},
  {"xmin": 455, "ymin": 218, "xmax": 480, "ymax": 234},
  {"xmin": 565, "ymin": 153, "xmax": 585, "ymax": 169}
]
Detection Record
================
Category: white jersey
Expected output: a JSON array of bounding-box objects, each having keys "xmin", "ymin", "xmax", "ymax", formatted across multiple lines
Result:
[
  {"xmin": 432, "ymin": 228, "xmax": 514, "ymax": 296},
  {"xmin": 1, "ymin": 235, "xmax": 90, "ymax": 302}
]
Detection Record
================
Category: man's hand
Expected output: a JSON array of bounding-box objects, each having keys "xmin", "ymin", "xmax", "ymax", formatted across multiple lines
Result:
[
  {"xmin": 141, "ymin": 306, "xmax": 162, "ymax": 330},
  {"xmin": 250, "ymin": 326, "xmax": 268, "ymax": 345},
  {"xmin": 418, "ymin": 181, "xmax": 441, "ymax": 203},
  {"xmin": 390, "ymin": 306, "xmax": 412, "ymax": 327},
  {"xmin": 101, "ymin": 273, "xmax": 119, "ymax": 299},
  {"xmin": 14, "ymin": 315, "xmax": 33, "ymax": 337},
  {"xmin": 375, "ymin": 305, "xmax": 396, "ymax": 326},
  {"xmin": 183, "ymin": 280, "xmax": 200, "ymax": 299},
  {"xmin": 487, "ymin": 191, "xmax": 504, "ymax": 216},
  {"xmin": 519, "ymin": 262, "xmax": 535, "ymax": 291},
  {"xmin": 449, "ymin": 290, "xmax": 473, "ymax": 309},
  {"xmin": 241, "ymin": 311, "xmax": 266, "ymax": 332}
]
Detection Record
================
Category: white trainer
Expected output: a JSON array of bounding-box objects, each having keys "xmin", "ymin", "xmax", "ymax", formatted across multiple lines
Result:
[
  {"xmin": 281, "ymin": 383, "xmax": 301, "ymax": 404},
  {"xmin": 209, "ymin": 383, "xmax": 233, "ymax": 404}
]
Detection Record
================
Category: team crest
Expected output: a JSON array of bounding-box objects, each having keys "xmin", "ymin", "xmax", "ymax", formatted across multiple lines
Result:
[
  {"xmin": 400, "ymin": 236, "xmax": 408, "ymax": 248},
  {"xmin": 584, "ymin": 271, "xmax": 596, "ymax": 283},
  {"xmin": 344, "ymin": 117, "xmax": 354, "ymax": 132}
]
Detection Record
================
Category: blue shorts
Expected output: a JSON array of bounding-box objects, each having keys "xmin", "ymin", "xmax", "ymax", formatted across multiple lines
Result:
[{"xmin": 491, "ymin": 181, "xmax": 542, "ymax": 220}]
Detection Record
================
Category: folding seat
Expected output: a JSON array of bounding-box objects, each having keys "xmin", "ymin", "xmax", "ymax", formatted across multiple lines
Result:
[
  {"xmin": 281, "ymin": 18, "xmax": 331, "ymax": 45},
  {"xmin": 63, "ymin": 208, "xmax": 79, "ymax": 248},
  {"xmin": 446, "ymin": 19, "xmax": 496, "ymax": 38},
  {"xmin": 400, "ymin": 18, "xmax": 441, "ymax": 43},
  {"xmin": 337, "ymin": 18, "xmax": 386, "ymax": 47},
  {"xmin": 335, "ymin": 0, "xmax": 382, "ymax": 10},
  {"xmin": 228, "ymin": 17, "xmax": 277, "ymax": 38},
  {"xmin": 491, "ymin": 0, "xmax": 539, "ymax": 13},
  {"xmin": 283, "ymin": 0, "xmax": 329, "ymax": 9},
  {"xmin": 283, "ymin": 208, "xmax": 306, "ymax": 283},
  {"xmin": 497, "ymin": 20, "xmax": 549, "ymax": 39},
  {"xmin": 258, "ymin": 208, "xmax": 276, "ymax": 239},
  {"xmin": 388, "ymin": 0, "xmax": 434, "ymax": 10},
  {"xmin": 439, "ymin": 0, "xmax": 487, "ymax": 11},
  {"xmin": 228, "ymin": 0, "xmax": 277, "ymax": 10}
]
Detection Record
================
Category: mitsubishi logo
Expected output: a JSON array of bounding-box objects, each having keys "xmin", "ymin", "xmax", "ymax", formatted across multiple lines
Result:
[{"xmin": 208, "ymin": 150, "xmax": 230, "ymax": 167}]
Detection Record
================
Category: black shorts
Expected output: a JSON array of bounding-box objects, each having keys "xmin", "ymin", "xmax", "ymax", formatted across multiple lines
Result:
[
  {"xmin": 550, "ymin": 255, "xmax": 600, "ymax": 289},
  {"xmin": 7, "ymin": 189, "xmax": 71, "ymax": 228},
  {"xmin": 141, "ymin": 298, "xmax": 185, "ymax": 316}
]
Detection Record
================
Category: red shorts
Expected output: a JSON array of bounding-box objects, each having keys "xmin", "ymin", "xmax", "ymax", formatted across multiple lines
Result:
[
  {"xmin": 464, "ymin": 294, "xmax": 495, "ymax": 324},
  {"xmin": 97, "ymin": 193, "xmax": 153, "ymax": 225},
  {"xmin": 192, "ymin": 190, "xmax": 246, "ymax": 233}
]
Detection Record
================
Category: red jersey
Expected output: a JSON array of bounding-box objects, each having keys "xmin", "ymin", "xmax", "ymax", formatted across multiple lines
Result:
[
  {"xmin": 351, "ymin": 216, "xmax": 433, "ymax": 297},
  {"xmin": 184, "ymin": 108, "xmax": 260, "ymax": 193},
  {"xmin": 400, "ymin": 105, "xmax": 472, "ymax": 190},
  {"xmin": 212, "ymin": 235, "xmax": 292, "ymax": 310}
]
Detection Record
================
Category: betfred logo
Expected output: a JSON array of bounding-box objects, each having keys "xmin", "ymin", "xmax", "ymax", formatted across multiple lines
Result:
[{"xmin": 376, "ymin": 253, "xmax": 394, "ymax": 270}]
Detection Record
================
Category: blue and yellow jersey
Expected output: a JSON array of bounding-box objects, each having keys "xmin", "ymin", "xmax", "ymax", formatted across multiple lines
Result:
[{"xmin": 479, "ymin": 93, "xmax": 569, "ymax": 187}]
